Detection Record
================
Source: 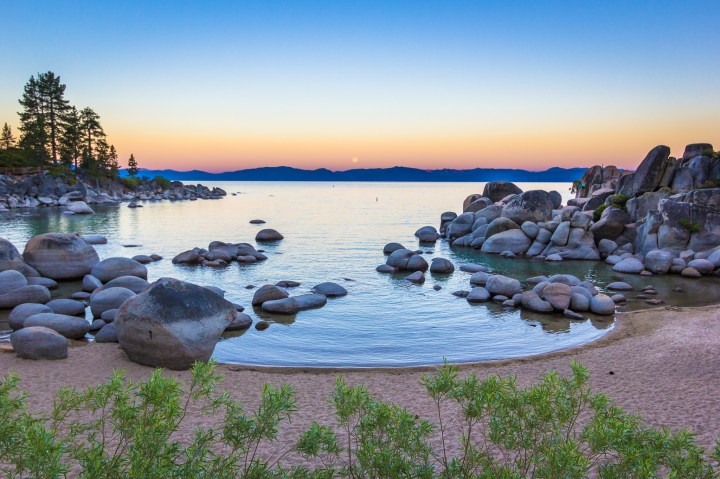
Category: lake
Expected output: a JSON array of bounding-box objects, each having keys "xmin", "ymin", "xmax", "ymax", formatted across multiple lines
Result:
[{"xmin": 2, "ymin": 181, "xmax": 718, "ymax": 367}]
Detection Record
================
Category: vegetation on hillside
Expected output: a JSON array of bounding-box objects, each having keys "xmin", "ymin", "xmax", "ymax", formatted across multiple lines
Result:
[{"xmin": 1, "ymin": 360, "xmax": 718, "ymax": 478}]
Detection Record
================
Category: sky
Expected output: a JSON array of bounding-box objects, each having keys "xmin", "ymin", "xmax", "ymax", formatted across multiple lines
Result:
[{"xmin": 1, "ymin": 0, "xmax": 719, "ymax": 172}]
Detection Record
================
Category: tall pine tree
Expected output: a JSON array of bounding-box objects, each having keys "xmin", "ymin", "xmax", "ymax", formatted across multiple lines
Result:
[
  {"xmin": 17, "ymin": 72, "xmax": 69, "ymax": 165},
  {"xmin": 127, "ymin": 154, "xmax": 138, "ymax": 178},
  {"xmin": 79, "ymin": 107, "xmax": 105, "ymax": 170},
  {"xmin": 1, "ymin": 123, "xmax": 15, "ymax": 149},
  {"xmin": 60, "ymin": 106, "xmax": 83, "ymax": 171}
]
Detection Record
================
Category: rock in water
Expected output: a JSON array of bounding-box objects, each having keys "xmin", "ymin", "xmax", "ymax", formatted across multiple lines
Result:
[
  {"xmin": 115, "ymin": 277, "xmax": 236, "ymax": 370},
  {"xmin": 429, "ymin": 258, "xmax": 454, "ymax": 274},
  {"xmin": 90, "ymin": 257, "xmax": 148, "ymax": 283},
  {"xmin": 66, "ymin": 201, "xmax": 94, "ymax": 215},
  {"xmin": 252, "ymin": 285, "xmax": 289, "ymax": 306},
  {"xmin": 312, "ymin": 282, "xmax": 348, "ymax": 297},
  {"xmin": 22, "ymin": 233, "xmax": 99, "ymax": 280},
  {"xmin": 11, "ymin": 326, "xmax": 68, "ymax": 360},
  {"xmin": 485, "ymin": 275, "xmax": 522, "ymax": 297},
  {"xmin": 255, "ymin": 229, "xmax": 284, "ymax": 241}
]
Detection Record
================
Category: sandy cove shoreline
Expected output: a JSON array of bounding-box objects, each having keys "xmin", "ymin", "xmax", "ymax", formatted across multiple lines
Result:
[{"xmin": 1, "ymin": 304, "xmax": 719, "ymax": 457}]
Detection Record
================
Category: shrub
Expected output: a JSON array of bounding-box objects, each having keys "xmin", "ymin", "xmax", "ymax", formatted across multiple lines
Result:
[
  {"xmin": 593, "ymin": 203, "xmax": 609, "ymax": 221},
  {"xmin": 607, "ymin": 193, "xmax": 630, "ymax": 207},
  {"xmin": 679, "ymin": 218, "xmax": 702, "ymax": 234},
  {"xmin": 700, "ymin": 148, "xmax": 715, "ymax": 157},
  {"xmin": 121, "ymin": 177, "xmax": 141, "ymax": 190},
  {"xmin": 1, "ymin": 361, "xmax": 718, "ymax": 478},
  {"xmin": 153, "ymin": 175, "xmax": 171, "ymax": 189}
]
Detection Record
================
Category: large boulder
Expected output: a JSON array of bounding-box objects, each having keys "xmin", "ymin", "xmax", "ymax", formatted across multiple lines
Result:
[
  {"xmin": 90, "ymin": 287, "xmax": 136, "ymax": 318},
  {"xmin": 631, "ymin": 145, "xmax": 672, "ymax": 196},
  {"xmin": 682, "ymin": 143, "xmax": 713, "ymax": 160},
  {"xmin": 501, "ymin": 190, "xmax": 553, "ymax": 224},
  {"xmin": 0, "ymin": 237, "xmax": 37, "ymax": 277},
  {"xmin": 658, "ymin": 189, "xmax": 720, "ymax": 253},
  {"xmin": 485, "ymin": 217, "xmax": 519, "ymax": 239},
  {"xmin": 386, "ymin": 249, "xmax": 428, "ymax": 271},
  {"xmin": 46, "ymin": 298, "xmax": 85, "ymax": 316},
  {"xmin": 415, "ymin": 226, "xmax": 439, "ymax": 243},
  {"xmin": 11, "ymin": 326, "xmax": 68, "ymax": 360},
  {"xmin": 482, "ymin": 181, "xmax": 522, "ymax": 202},
  {"xmin": 102, "ymin": 276, "xmax": 150, "ymax": 294},
  {"xmin": 576, "ymin": 165, "xmax": 621, "ymax": 198},
  {"xmin": 589, "ymin": 207, "xmax": 629, "ymax": 243},
  {"xmin": 115, "ymin": 277, "xmax": 236, "ymax": 370},
  {"xmin": 0, "ymin": 271, "xmax": 51, "ymax": 308},
  {"xmin": 643, "ymin": 250, "xmax": 673, "ymax": 274},
  {"xmin": 590, "ymin": 294, "xmax": 615, "ymax": 316},
  {"xmin": 541, "ymin": 283, "xmax": 572, "ymax": 311},
  {"xmin": 464, "ymin": 197, "xmax": 493, "ymax": 213},
  {"xmin": 480, "ymin": 229, "xmax": 531, "ymax": 254},
  {"xmin": 172, "ymin": 250, "xmax": 203, "ymax": 265},
  {"xmin": 24, "ymin": 313, "xmax": 91, "ymax": 339},
  {"xmin": 612, "ymin": 258, "xmax": 645, "ymax": 274},
  {"xmin": 66, "ymin": 201, "xmax": 94, "ymax": 214},
  {"xmin": 383, "ymin": 242, "xmax": 405, "ymax": 255},
  {"xmin": 22, "ymin": 233, "xmax": 99, "ymax": 280},
  {"xmin": 90, "ymin": 257, "xmax": 148, "ymax": 283},
  {"xmin": 429, "ymin": 258, "xmax": 454, "ymax": 274}
]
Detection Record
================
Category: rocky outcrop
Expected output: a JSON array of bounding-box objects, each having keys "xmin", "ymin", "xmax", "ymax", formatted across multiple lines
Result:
[
  {"xmin": 501, "ymin": 190, "xmax": 554, "ymax": 224},
  {"xmin": 115, "ymin": 277, "xmax": 236, "ymax": 370},
  {"xmin": 482, "ymin": 181, "xmax": 522, "ymax": 202},
  {"xmin": 630, "ymin": 145, "xmax": 673, "ymax": 196}
]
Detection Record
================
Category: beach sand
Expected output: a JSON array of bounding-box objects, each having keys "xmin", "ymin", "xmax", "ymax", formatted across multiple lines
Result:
[{"xmin": 1, "ymin": 304, "xmax": 719, "ymax": 463}]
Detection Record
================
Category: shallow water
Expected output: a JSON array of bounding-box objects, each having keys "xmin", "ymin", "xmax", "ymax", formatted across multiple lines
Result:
[{"xmin": 2, "ymin": 181, "xmax": 718, "ymax": 367}]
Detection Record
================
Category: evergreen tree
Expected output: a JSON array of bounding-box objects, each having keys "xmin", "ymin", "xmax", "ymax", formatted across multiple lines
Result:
[
  {"xmin": 127, "ymin": 154, "xmax": 138, "ymax": 178},
  {"xmin": 60, "ymin": 106, "xmax": 82, "ymax": 170},
  {"xmin": 17, "ymin": 75, "xmax": 49, "ymax": 165},
  {"xmin": 108, "ymin": 145, "xmax": 119, "ymax": 179},
  {"xmin": 1, "ymin": 123, "xmax": 15, "ymax": 149},
  {"xmin": 17, "ymin": 72, "xmax": 69, "ymax": 165},
  {"xmin": 79, "ymin": 107, "xmax": 105, "ymax": 170}
]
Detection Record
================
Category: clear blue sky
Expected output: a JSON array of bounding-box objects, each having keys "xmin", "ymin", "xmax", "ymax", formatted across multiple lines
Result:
[{"xmin": 2, "ymin": 0, "xmax": 719, "ymax": 171}]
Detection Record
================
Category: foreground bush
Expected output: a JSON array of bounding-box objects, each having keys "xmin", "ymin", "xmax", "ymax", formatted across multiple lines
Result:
[{"xmin": 1, "ymin": 361, "xmax": 718, "ymax": 478}]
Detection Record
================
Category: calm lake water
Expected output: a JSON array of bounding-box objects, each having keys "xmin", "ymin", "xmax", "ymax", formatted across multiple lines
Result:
[{"xmin": 2, "ymin": 181, "xmax": 718, "ymax": 367}]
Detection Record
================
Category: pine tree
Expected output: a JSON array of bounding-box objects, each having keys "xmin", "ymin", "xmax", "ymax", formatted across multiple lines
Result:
[
  {"xmin": 79, "ymin": 107, "xmax": 105, "ymax": 170},
  {"xmin": 17, "ymin": 72, "xmax": 69, "ymax": 165},
  {"xmin": 108, "ymin": 145, "xmax": 119, "ymax": 179},
  {"xmin": 1, "ymin": 123, "xmax": 15, "ymax": 149},
  {"xmin": 127, "ymin": 154, "xmax": 138, "ymax": 178},
  {"xmin": 60, "ymin": 106, "xmax": 82, "ymax": 170},
  {"xmin": 18, "ymin": 75, "xmax": 50, "ymax": 165}
]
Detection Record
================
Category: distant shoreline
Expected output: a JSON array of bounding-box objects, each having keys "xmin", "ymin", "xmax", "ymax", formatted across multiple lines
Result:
[{"xmin": 125, "ymin": 165, "xmax": 588, "ymax": 183}]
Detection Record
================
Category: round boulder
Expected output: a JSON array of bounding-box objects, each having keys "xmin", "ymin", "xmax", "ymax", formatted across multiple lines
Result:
[
  {"xmin": 429, "ymin": 258, "xmax": 454, "ymax": 274},
  {"xmin": 485, "ymin": 275, "xmax": 522, "ymax": 297},
  {"xmin": 312, "ymin": 282, "xmax": 348, "ymax": 297},
  {"xmin": 115, "ymin": 277, "xmax": 237, "ymax": 370},
  {"xmin": 383, "ymin": 242, "xmax": 405, "ymax": 255},
  {"xmin": 24, "ymin": 313, "xmax": 91, "ymax": 339},
  {"xmin": 590, "ymin": 294, "xmax": 615, "ymax": 316},
  {"xmin": 90, "ymin": 287, "xmax": 136, "ymax": 318},
  {"xmin": 11, "ymin": 326, "xmax": 68, "ymax": 360},
  {"xmin": 225, "ymin": 313, "xmax": 253, "ymax": 331},
  {"xmin": 612, "ymin": 258, "xmax": 645, "ymax": 274},
  {"xmin": 46, "ymin": 298, "xmax": 86, "ymax": 316},
  {"xmin": 8, "ymin": 303, "xmax": 53, "ymax": 330},
  {"xmin": 94, "ymin": 322, "xmax": 118, "ymax": 343},
  {"xmin": 90, "ymin": 257, "xmax": 147, "ymax": 283},
  {"xmin": 22, "ymin": 233, "xmax": 99, "ymax": 280},
  {"xmin": 255, "ymin": 229, "xmax": 284, "ymax": 241},
  {"xmin": 415, "ymin": 226, "xmax": 439, "ymax": 243},
  {"xmin": 252, "ymin": 284, "xmax": 289, "ymax": 306}
]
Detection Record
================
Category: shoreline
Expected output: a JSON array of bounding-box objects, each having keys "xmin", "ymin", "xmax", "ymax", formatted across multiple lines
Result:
[{"xmin": 2, "ymin": 304, "xmax": 718, "ymax": 453}]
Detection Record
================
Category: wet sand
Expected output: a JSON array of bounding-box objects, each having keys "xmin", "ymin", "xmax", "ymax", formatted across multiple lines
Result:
[{"xmin": 1, "ymin": 304, "xmax": 719, "ymax": 461}]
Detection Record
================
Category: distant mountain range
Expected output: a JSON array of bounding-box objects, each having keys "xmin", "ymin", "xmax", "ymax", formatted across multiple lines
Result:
[{"xmin": 123, "ymin": 166, "xmax": 587, "ymax": 182}]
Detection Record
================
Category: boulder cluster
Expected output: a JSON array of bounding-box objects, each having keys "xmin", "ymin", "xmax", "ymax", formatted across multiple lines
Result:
[
  {"xmin": 428, "ymin": 143, "xmax": 720, "ymax": 278},
  {"xmin": 0, "ymin": 171, "xmax": 226, "ymax": 213},
  {"xmin": 172, "ymin": 240, "xmax": 269, "ymax": 267}
]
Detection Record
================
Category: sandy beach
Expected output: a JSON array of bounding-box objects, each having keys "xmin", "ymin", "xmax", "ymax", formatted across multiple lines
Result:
[{"xmin": 1, "ymin": 304, "xmax": 719, "ymax": 460}]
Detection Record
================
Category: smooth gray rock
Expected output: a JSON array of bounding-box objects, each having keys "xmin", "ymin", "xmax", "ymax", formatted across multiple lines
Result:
[
  {"xmin": 464, "ymin": 197, "xmax": 494, "ymax": 213},
  {"xmin": 101, "ymin": 309, "xmax": 118, "ymax": 322},
  {"xmin": 546, "ymin": 254, "xmax": 563, "ymax": 261},
  {"xmin": 681, "ymin": 267, "xmax": 702, "ymax": 277},
  {"xmin": 66, "ymin": 201, "xmax": 94, "ymax": 214},
  {"xmin": 550, "ymin": 221, "xmax": 571, "ymax": 246},
  {"xmin": 102, "ymin": 276, "xmax": 150, "ymax": 294},
  {"xmin": 383, "ymin": 242, "xmax": 405, "ymax": 255},
  {"xmin": 429, "ymin": 258, "xmax": 454, "ymax": 274},
  {"xmin": 8, "ymin": 303, "xmax": 53, "ymax": 330},
  {"xmin": 262, "ymin": 297, "xmax": 301, "ymax": 314},
  {"xmin": 46, "ymin": 298, "xmax": 85, "ymax": 316},
  {"xmin": 0, "ymin": 284, "xmax": 51, "ymax": 309},
  {"xmin": 687, "ymin": 258, "xmax": 715, "ymax": 274},
  {"xmin": 172, "ymin": 250, "xmax": 203, "ymax": 264},
  {"xmin": 466, "ymin": 287, "xmax": 491, "ymax": 303},
  {"xmin": 563, "ymin": 309, "xmax": 584, "ymax": 320},
  {"xmin": 24, "ymin": 313, "xmax": 91, "ymax": 339},
  {"xmin": 469, "ymin": 271, "xmax": 490, "ymax": 286},
  {"xmin": 485, "ymin": 275, "xmax": 522, "ymax": 297},
  {"xmin": 225, "ymin": 313, "xmax": 252, "ymax": 331},
  {"xmin": 294, "ymin": 293, "xmax": 328, "ymax": 310},
  {"xmin": 644, "ymin": 250, "xmax": 673, "ymax": 274},
  {"xmin": 83, "ymin": 274, "xmax": 102, "ymax": 292},
  {"xmin": 82, "ymin": 235, "xmax": 107, "ymax": 245},
  {"xmin": 11, "ymin": 326, "xmax": 68, "ymax": 359},
  {"xmin": 526, "ymin": 275, "xmax": 548, "ymax": 284},
  {"xmin": 0, "ymin": 269, "xmax": 27, "ymax": 295},
  {"xmin": 90, "ymin": 287, "xmax": 136, "ymax": 318},
  {"xmin": 91, "ymin": 257, "xmax": 147, "ymax": 283},
  {"xmin": 376, "ymin": 264, "xmax": 397, "ymax": 273},
  {"xmin": 485, "ymin": 217, "xmax": 520, "ymax": 239},
  {"xmin": 415, "ymin": 226, "xmax": 439, "ymax": 243},
  {"xmin": 501, "ymin": 190, "xmax": 554, "ymax": 224},
  {"xmin": 598, "ymin": 239, "xmax": 618, "ymax": 257},
  {"xmin": 22, "ymin": 233, "xmax": 99, "ymax": 280},
  {"xmin": 590, "ymin": 207, "xmax": 629, "ymax": 243},
  {"xmin": 26, "ymin": 277, "xmax": 58, "ymax": 289},
  {"xmin": 312, "ymin": 282, "xmax": 348, "ymax": 297},
  {"xmin": 520, "ymin": 222, "xmax": 539, "ymax": 239},
  {"xmin": 631, "ymin": 145, "xmax": 672, "ymax": 195},
  {"xmin": 607, "ymin": 282, "xmax": 633, "ymax": 291},
  {"xmin": 613, "ymin": 258, "xmax": 645, "ymax": 274},
  {"xmin": 255, "ymin": 229, "xmax": 284, "ymax": 241},
  {"xmin": 0, "ymin": 237, "xmax": 37, "ymax": 277},
  {"xmin": 611, "ymin": 294, "xmax": 626, "ymax": 303},
  {"xmin": 482, "ymin": 181, "xmax": 522, "ymax": 202},
  {"xmin": 481, "ymin": 229, "xmax": 531, "ymax": 254},
  {"xmin": 590, "ymin": 294, "xmax": 616, "ymax": 316},
  {"xmin": 94, "ymin": 322, "xmax": 118, "ymax": 343},
  {"xmin": 541, "ymin": 282, "xmax": 571, "ymax": 310},
  {"xmin": 570, "ymin": 293, "xmax": 590, "ymax": 311},
  {"xmin": 521, "ymin": 291, "xmax": 553, "ymax": 313},
  {"xmin": 252, "ymin": 284, "xmax": 289, "ymax": 306},
  {"xmin": 405, "ymin": 271, "xmax": 425, "ymax": 284},
  {"xmin": 547, "ymin": 274, "xmax": 581, "ymax": 286},
  {"xmin": 131, "ymin": 254, "xmax": 153, "ymax": 264},
  {"xmin": 115, "ymin": 277, "xmax": 237, "ymax": 370},
  {"xmin": 459, "ymin": 263, "xmax": 489, "ymax": 273}
]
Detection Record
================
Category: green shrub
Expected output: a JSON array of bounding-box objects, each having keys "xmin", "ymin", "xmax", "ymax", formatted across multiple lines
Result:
[
  {"xmin": 593, "ymin": 203, "xmax": 609, "ymax": 221},
  {"xmin": 697, "ymin": 179, "xmax": 720, "ymax": 190},
  {"xmin": 152, "ymin": 175, "xmax": 171, "ymax": 189},
  {"xmin": 1, "ymin": 361, "xmax": 718, "ymax": 478},
  {"xmin": 700, "ymin": 148, "xmax": 715, "ymax": 157},
  {"xmin": 679, "ymin": 218, "xmax": 702, "ymax": 234},
  {"xmin": 121, "ymin": 177, "xmax": 141, "ymax": 190},
  {"xmin": 607, "ymin": 193, "xmax": 630, "ymax": 207}
]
